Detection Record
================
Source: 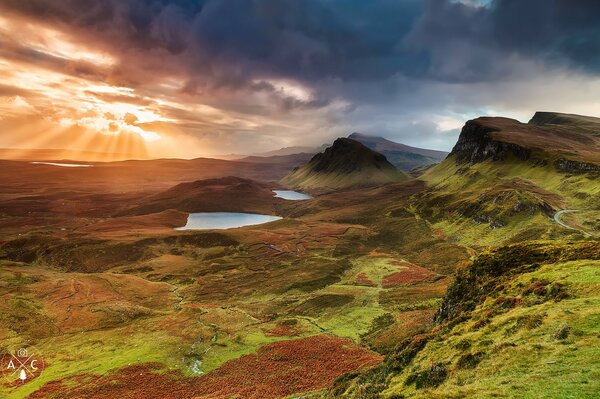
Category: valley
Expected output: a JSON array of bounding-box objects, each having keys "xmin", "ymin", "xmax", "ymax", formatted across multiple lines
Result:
[{"xmin": 0, "ymin": 112, "xmax": 598, "ymax": 399}]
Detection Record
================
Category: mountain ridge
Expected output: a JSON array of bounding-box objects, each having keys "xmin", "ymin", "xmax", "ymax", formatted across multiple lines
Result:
[{"xmin": 448, "ymin": 113, "xmax": 600, "ymax": 169}]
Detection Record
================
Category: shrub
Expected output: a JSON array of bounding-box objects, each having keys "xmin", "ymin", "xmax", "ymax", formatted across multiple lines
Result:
[
  {"xmin": 405, "ymin": 363, "xmax": 448, "ymax": 388},
  {"xmin": 456, "ymin": 352, "xmax": 485, "ymax": 369},
  {"xmin": 552, "ymin": 324, "xmax": 571, "ymax": 340},
  {"xmin": 453, "ymin": 339, "xmax": 472, "ymax": 351}
]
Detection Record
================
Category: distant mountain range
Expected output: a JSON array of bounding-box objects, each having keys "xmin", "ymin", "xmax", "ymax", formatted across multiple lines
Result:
[
  {"xmin": 347, "ymin": 133, "xmax": 448, "ymax": 170},
  {"xmin": 1, "ymin": 133, "xmax": 448, "ymax": 172},
  {"xmin": 238, "ymin": 133, "xmax": 448, "ymax": 171},
  {"xmin": 281, "ymin": 138, "xmax": 407, "ymax": 192},
  {"xmin": 251, "ymin": 145, "xmax": 329, "ymax": 157}
]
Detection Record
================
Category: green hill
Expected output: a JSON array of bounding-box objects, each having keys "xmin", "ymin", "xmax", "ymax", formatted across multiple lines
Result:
[
  {"xmin": 281, "ymin": 138, "xmax": 408, "ymax": 192},
  {"xmin": 411, "ymin": 112, "xmax": 600, "ymax": 246}
]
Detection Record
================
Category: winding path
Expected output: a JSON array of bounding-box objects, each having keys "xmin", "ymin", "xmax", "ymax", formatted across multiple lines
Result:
[{"xmin": 553, "ymin": 210, "xmax": 593, "ymax": 237}]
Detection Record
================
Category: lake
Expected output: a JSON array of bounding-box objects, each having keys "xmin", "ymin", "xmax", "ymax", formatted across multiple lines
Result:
[
  {"xmin": 273, "ymin": 190, "xmax": 312, "ymax": 200},
  {"xmin": 31, "ymin": 162, "xmax": 93, "ymax": 168},
  {"xmin": 175, "ymin": 212, "xmax": 282, "ymax": 230}
]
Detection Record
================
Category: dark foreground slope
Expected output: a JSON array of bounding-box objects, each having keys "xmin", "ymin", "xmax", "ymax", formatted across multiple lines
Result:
[{"xmin": 281, "ymin": 138, "xmax": 408, "ymax": 192}]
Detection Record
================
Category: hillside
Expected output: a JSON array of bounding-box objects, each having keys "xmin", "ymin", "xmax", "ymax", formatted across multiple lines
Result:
[
  {"xmin": 334, "ymin": 240, "xmax": 600, "ymax": 399},
  {"xmin": 120, "ymin": 176, "xmax": 280, "ymax": 216},
  {"xmin": 329, "ymin": 113, "xmax": 600, "ymax": 399},
  {"xmin": 348, "ymin": 132, "xmax": 448, "ymax": 171},
  {"xmin": 411, "ymin": 112, "xmax": 600, "ymax": 246},
  {"xmin": 450, "ymin": 113, "xmax": 600, "ymax": 167},
  {"xmin": 281, "ymin": 138, "xmax": 407, "ymax": 192}
]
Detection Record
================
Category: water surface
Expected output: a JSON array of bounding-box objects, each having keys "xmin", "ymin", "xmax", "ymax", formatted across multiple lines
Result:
[
  {"xmin": 176, "ymin": 212, "xmax": 282, "ymax": 230},
  {"xmin": 273, "ymin": 190, "xmax": 312, "ymax": 200},
  {"xmin": 31, "ymin": 162, "xmax": 93, "ymax": 168}
]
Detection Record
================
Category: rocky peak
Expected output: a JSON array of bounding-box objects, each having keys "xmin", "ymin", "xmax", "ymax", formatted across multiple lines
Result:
[
  {"xmin": 449, "ymin": 118, "xmax": 531, "ymax": 164},
  {"xmin": 307, "ymin": 138, "xmax": 394, "ymax": 174}
]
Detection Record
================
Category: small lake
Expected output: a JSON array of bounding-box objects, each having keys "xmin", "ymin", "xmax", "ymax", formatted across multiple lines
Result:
[
  {"xmin": 175, "ymin": 212, "xmax": 282, "ymax": 230},
  {"xmin": 31, "ymin": 162, "xmax": 93, "ymax": 168},
  {"xmin": 273, "ymin": 190, "xmax": 312, "ymax": 200}
]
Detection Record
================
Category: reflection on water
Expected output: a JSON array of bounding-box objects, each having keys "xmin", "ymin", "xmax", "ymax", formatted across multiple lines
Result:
[
  {"xmin": 273, "ymin": 190, "xmax": 312, "ymax": 200},
  {"xmin": 175, "ymin": 212, "xmax": 282, "ymax": 230},
  {"xmin": 31, "ymin": 162, "xmax": 93, "ymax": 168}
]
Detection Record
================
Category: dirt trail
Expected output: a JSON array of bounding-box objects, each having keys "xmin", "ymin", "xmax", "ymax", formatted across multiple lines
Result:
[{"xmin": 553, "ymin": 210, "xmax": 594, "ymax": 237}]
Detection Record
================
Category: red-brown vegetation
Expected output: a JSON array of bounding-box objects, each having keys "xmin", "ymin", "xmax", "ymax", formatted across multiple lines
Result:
[
  {"xmin": 382, "ymin": 262, "xmax": 438, "ymax": 287},
  {"xmin": 30, "ymin": 335, "xmax": 382, "ymax": 399},
  {"xmin": 354, "ymin": 272, "xmax": 376, "ymax": 287},
  {"xmin": 265, "ymin": 321, "xmax": 303, "ymax": 337}
]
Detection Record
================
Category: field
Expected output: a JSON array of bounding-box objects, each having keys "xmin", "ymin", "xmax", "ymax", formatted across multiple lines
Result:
[{"xmin": 0, "ymin": 158, "xmax": 470, "ymax": 398}]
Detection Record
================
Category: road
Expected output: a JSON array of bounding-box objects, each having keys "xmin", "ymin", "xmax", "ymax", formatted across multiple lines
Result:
[{"xmin": 553, "ymin": 210, "xmax": 593, "ymax": 237}]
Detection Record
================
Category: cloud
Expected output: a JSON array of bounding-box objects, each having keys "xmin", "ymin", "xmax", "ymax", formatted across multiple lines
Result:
[{"xmin": 0, "ymin": 0, "xmax": 599, "ymax": 155}]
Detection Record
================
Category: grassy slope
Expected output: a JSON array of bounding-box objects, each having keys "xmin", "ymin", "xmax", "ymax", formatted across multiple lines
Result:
[
  {"xmin": 282, "ymin": 166, "xmax": 406, "ymax": 192},
  {"xmin": 332, "ymin": 241, "xmax": 600, "ymax": 399},
  {"xmin": 281, "ymin": 138, "xmax": 408, "ymax": 192},
  {"xmin": 413, "ymin": 155, "xmax": 599, "ymax": 246},
  {"xmin": 331, "ymin": 133, "xmax": 599, "ymax": 398},
  {"xmin": 386, "ymin": 244, "xmax": 600, "ymax": 399}
]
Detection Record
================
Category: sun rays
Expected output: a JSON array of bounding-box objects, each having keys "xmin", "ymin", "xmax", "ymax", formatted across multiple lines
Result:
[{"xmin": 0, "ymin": 14, "xmax": 168, "ymax": 160}]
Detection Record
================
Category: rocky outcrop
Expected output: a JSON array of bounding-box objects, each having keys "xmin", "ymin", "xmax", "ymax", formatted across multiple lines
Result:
[
  {"xmin": 554, "ymin": 158, "xmax": 600, "ymax": 174},
  {"xmin": 449, "ymin": 118, "xmax": 531, "ymax": 164}
]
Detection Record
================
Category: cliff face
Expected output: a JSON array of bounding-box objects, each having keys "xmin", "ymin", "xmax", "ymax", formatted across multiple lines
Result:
[
  {"xmin": 449, "ymin": 118, "xmax": 531, "ymax": 164},
  {"xmin": 449, "ymin": 113, "xmax": 600, "ymax": 171}
]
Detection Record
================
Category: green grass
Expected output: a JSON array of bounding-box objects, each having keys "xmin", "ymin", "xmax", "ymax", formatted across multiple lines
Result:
[
  {"xmin": 383, "ymin": 259, "xmax": 600, "ymax": 399},
  {"xmin": 413, "ymin": 156, "xmax": 600, "ymax": 246},
  {"xmin": 342, "ymin": 256, "xmax": 406, "ymax": 288},
  {"xmin": 0, "ymin": 319, "xmax": 184, "ymax": 399},
  {"xmin": 421, "ymin": 156, "xmax": 600, "ymax": 210},
  {"xmin": 298, "ymin": 285, "xmax": 386, "ymax": 340}
]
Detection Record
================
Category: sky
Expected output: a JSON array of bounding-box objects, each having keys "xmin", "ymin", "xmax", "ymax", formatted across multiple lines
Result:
[{"xmin": 0, "ymin": 0, "xmax": 600, "ymax": 159}]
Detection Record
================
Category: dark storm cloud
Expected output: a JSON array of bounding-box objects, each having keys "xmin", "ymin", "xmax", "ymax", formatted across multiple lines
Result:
[
  {"xmin": 2, "ymin": 0, "xmax": 599, "ymax": 86},
  {"xmin": 1, "ymin": 0, "xmax": 600, "ymax": 154},
  {"xmin": 405, "ymin": 0, "xmax": 600, "ymax": 81}
]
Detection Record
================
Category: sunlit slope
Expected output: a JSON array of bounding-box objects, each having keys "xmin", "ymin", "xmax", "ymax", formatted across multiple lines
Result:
[
  {"xmin": 282, "ymin": 138, "xmax": 408, "ymax": 192},
  {"xmin": 412, "ymin": 113, "xmax": 600, "ymax": 245},
  {"xmin": 387, "ymin": 241, "xmax": 600, "ymax": 399},
  {"xmin": 332, "ymin": 240, "xmax": 600, "ymax": 399}
]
